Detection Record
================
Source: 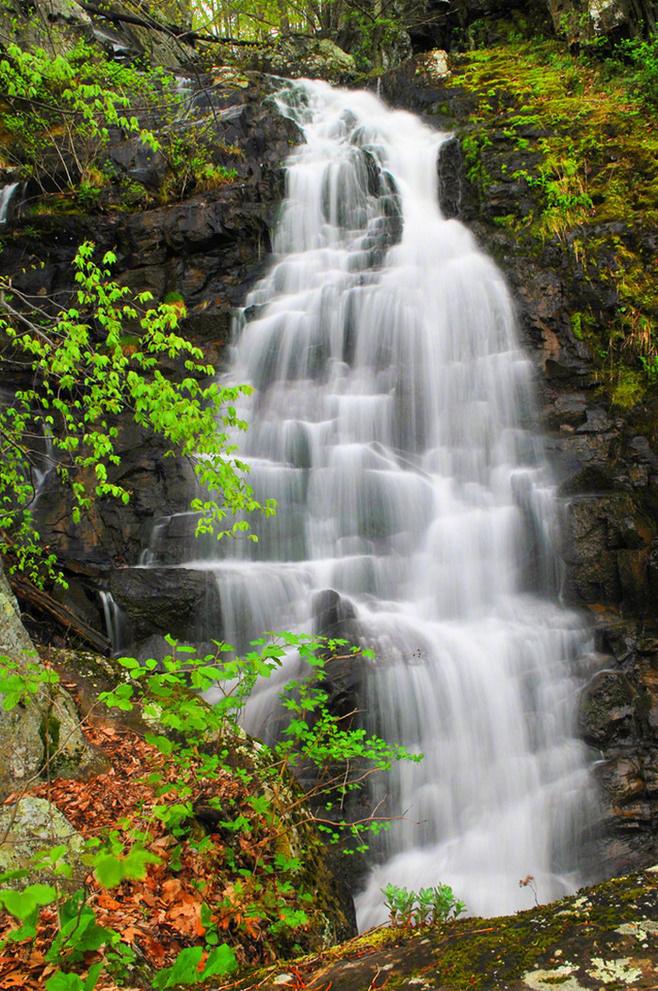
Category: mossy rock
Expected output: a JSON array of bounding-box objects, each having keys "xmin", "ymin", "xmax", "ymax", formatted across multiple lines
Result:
[
  {"xmin": 0, "ymin": 572, "xmax": 106, "ymax": 797},
  {"xmin": 236, "ymin": 868, "xmax": 658, "ymax": 990}
]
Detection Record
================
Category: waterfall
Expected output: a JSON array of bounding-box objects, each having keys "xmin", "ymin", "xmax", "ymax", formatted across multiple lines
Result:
[
  {"xmin": 99, "ymin": 590, "xmax": 127, "ymax": 654},
  {"xmin": 170, "ymin": 80, "xmax": 599, "ymax": 925},
  {"xmin": 0, "ymin": 182, "xmax": 20, "ymax": 227}
]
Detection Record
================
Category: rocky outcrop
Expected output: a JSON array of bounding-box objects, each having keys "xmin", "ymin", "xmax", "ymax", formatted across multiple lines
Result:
[
  {"xmin": 235, "ymin": 36, "xmax": 356, "ymax": 80},
  {"xmin": 108, "ymin": 566, "xmax": 222, "ymax": 656},
  {"xmin": 235, "ymin": 867, "xmax": 658, "ymax": 991},
  {"xmin": 407, "ymin": 0, "xmax": 654, "ymax": 53},
  {"xmin": 0, "ymin": 567, "xmax": 103, "ymax": 798},
  {"xmin": 0, "ymin": 0, "xmax": 196, "ymax": 69},
  {"xmin": 0, "ymin": 69, "xmax": 299, "ymax": 646}
]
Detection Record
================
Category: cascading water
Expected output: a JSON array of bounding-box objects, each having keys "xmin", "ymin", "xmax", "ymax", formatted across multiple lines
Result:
[
  {"xmin": 150, "ymin": 79, "xmax": 599, "ymax": 926},
  {"xmin": 0, "ymin": 182, "xmax": 20, "ymax": 227}
]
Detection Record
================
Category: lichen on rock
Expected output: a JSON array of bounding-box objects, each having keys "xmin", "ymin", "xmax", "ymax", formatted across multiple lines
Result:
[
  {"xmin": 0, "ymin": 567, "xmax": 103, "ymax": 798},
  {"xmin": 0, "ymin": 796, "xmax": 83, "ymax": 882}
]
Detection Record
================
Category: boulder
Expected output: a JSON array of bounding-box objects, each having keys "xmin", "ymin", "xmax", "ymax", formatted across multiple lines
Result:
[
  {"xmin": 0, "ymin": 796, "xmax": 84, "ymax": 881},
  {"xmin": 236, "ymin": 37, "xmax": 356, "ymax": 81},
  {"xmin": 0, "ymin": 567, "xmax": 102, "ymax": 798},
  {"xmin": 109, "ymin": 566, "xmax": 223, "ymax": 648}
]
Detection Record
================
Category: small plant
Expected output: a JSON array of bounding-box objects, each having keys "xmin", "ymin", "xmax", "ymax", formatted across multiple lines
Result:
[
  {"xmin": 519, "ymin": 873, "xmax": 539, "ymax": 907},
  {"xmin": 382, "ymin": 883, "xmax": 465, "ymax": 927},
  {"xmin": 382, "ymin": 883, "xmax": 416, "ymax": 926},
  {"xmin": 640, "ymin": 354, "xmax": 658, "ymax": 385}
]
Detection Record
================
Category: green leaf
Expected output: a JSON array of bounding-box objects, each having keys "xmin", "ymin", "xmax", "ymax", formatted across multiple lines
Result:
[
  {"xmin": 201, "ymin": 944, "xmax": 238, "ymax": 978},
  {"xmin": 45, "ymin": 973, "xmax": 85, "ymax": 991},
  {"xmin": 92, "ymin": 854, "xmax": 124, "ymax": 888},
  {"xmin": 152, "ymin": 946, "xmax": 204, "ymax": 988},
  {"xmin": 0, "ymin": 883, "xmax": 57, "ymax": 920},
  {"xmin": 84, "ymin": 963, "xmax": 103, "ymax": 991}
]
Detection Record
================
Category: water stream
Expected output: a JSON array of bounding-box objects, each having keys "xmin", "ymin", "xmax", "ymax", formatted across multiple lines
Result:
[
  {"xmin": 0, "ymin": 182, "xmax": 19, "ymax": 227},
  {"xmin": 151, "ymin": 80, "xmax": 598, "ymax": 926}
]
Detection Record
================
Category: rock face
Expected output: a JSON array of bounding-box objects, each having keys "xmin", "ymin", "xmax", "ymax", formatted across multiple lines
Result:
[
  {"xmin": 241, "ymin": 867, "xmax": 658, "ymax": 991},
  {"xmin": 108, "ymin": 567, "xmax": 223, "ymax": 656},
  {"xmin": 546, "ymin": 0, "xmax": 656, "ymax": 43},
  {"xmin": 0, "ymin": 567, "xmax": 102, "ymax": 798},
  {"xmin": 238, "ymin": 36, "xmax": 356, "ymax": 80},
  {"xmin": 1, "ymin": 68, "xmax": 300, "ymax": 644},
  {"xmin": 406, "ymin": 0, "xmax": 655, "ymax": 51}
]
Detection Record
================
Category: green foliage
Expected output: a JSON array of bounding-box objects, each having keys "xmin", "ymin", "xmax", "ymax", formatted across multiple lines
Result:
[
  {"xmin": 160, "ymin": 135, "xmax": 239, "ymax": 200},
  {"xmin": 610, "ymin": 368, "xmax": 645, "ymax": 408},
  {"xmin": 604, "ymin": 35, "xmax": 658, "ymax": 108},
  {"xmin": 0, "ymin": 41, "xmax": 160, "ymax": 193},
  {"xmin": 382, "ymin": 883, "xmax": 465, "ymax": 927},
  {"xmin": 45, "ymin": 968, "xmax": 102, "ymax": 991},
  {"xmin": 152, "ymin": 944, "xmax": 237, "ymax": 988},
  {"xmin": 0, "ymin": 242, "xmax": 274, "ymax": 584},
  {"xmin": 100, "ymin": 632, "xmax": 419, "ymax": 851},
  {"xmin": 192, "ymin": 0, "xmax": 432, "ymax": 72},
  {"xmin": 0, "ymin": 655, "xmax": 57, "ymax": 708},
  {"xmin": 461, "ymin": 131, "xmax": 492, "ymax": 190},
  {"xmin": 512, "ymin": 153, "xmax": 593, "ymax": 238},
  {"xmin": 640, "ymin": 354, "xmax": 658, "ymax": 385},
  {"xmin": 0, "ymin": 636, "xmax": 419, "ymax": 985},
  {"xmin": 0, "ymin": 38, "xmax": 242, "ymax": 209}
]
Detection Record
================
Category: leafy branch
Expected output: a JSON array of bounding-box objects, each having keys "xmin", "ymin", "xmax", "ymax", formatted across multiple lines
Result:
[{"xmin": 0, "ymin": 242, "xmax": 274, "ymax": 585}]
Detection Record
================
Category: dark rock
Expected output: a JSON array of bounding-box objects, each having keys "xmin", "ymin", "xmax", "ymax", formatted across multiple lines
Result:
[
  {"xmin": 579, "ymin": 670, "xmax": 635, "ymax": 744},
  {"xmin": 109, "ymin": 567, "xmax": 222, "ymax": 645},
  {"xmin": 437, "ymin": 136, "xmax": 463, "ymax": 218}
]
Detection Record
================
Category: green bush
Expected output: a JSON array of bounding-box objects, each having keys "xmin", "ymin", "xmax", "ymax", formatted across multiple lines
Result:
[{"xmin": 0, "ymin": 635, "xmax": 420, "ymax": 987}]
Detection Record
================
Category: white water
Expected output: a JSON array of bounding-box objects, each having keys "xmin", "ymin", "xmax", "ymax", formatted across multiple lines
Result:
[
  {"xmin": 0, "ymin": 182, "xmax": 19, "ymax": 226},
  {"xmin": 99, "ymin": 590, "xmax": 127, "ymax": 653},
  {"xmin": 158, "ymin": 80, "xmax": 598, "ymax": 925}
]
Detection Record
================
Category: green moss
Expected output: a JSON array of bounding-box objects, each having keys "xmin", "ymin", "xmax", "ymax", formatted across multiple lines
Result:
[
  {"xmin": 442, "ymin": 36, "xmax": 658, "ymax": 407},
  {"xmin": 610, "ymin": 369, "xmax": 646, "ymax": 409},
  {"xmin": 461, "ymin": 130, "xmax": 493, "ymax": 192},
  {"xmin": 39, "ymin": 711, "xmax": 60, "ymax": 753}
]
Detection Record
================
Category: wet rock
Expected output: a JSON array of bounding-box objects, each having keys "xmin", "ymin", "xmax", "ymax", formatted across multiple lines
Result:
[
  {"xmin": 579, "ymin": 670, "xmax": 635, "ymax": 744},
  {"xmin": 560, "ymin": 494, "xmax": 654, "ymax": 609},
  {"xmin": 437, "ymin": 135, "xmax": 463, "ymax": 219},
  {"xmin": 311, "ymin": 589, "xmax": 363, "ymax": 718},
  {"xmin": 109, "ymin": 567, "xmax": 222, "ymax": 646}
]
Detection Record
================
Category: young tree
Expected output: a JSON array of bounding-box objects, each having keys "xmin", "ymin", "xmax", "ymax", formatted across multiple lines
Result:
[{"xmin": 0, "ymin": 243, "xmax": 274, "ymax": 584}]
